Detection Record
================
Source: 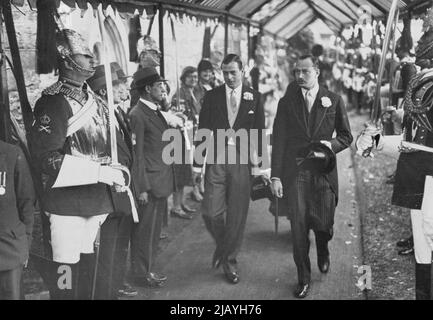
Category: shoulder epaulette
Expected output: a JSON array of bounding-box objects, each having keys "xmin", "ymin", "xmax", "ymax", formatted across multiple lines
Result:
[{"xmin": 42, "ymin": 81, "xmax": 63, "ymax": 96}]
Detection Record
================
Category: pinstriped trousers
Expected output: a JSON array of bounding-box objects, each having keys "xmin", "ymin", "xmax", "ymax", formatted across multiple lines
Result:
[{"xmin": 289, "ymin": 170, "xmax": 336, "ymax": 285}]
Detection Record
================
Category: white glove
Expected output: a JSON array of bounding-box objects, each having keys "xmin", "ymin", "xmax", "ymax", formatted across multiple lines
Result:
[
  {"xmin": 99, "ymin": 166, "xmax": 126, "ymax": 186},
  {"xmin": 423, "ymin": 217, "xmax": 433, "ymax": 250},
  {"xmin": 355, "ymin": 123, "xmax": 383, "ymax": 157},
  {"xmin": 320, "ymin": 140, "xmax": 332, "ymax": 150},
  {"xmin": 161, "ymin": 111, "xmax": 184, "ymax": 128}
]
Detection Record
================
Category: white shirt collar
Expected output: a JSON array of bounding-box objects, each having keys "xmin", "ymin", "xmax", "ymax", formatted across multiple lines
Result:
[
  {"xmin": 140, "ymin": 98, "xmax": 159, "ymax": 111},
  {"xmin": 301, "ymin": 82, "xmax": 320, "ymax": 99},
  {"xmin": 225, "ymin": 84, "xmax": 242, "ymax": 95}
]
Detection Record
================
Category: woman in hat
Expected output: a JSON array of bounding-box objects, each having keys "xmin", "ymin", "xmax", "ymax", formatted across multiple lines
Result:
[{"xmin": 169, "ymin": 66, "xmax": 200, "ymax": 219}]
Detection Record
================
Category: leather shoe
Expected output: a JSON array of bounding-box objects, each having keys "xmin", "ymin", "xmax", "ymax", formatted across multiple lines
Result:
[
  {"xmin": 222, "ymin": 261, "xmax": 239, "ymax": 284},
  {"xmin": 170, "ymin": 209, "xmax": 192, "ymax": 220},
  {"xmin": 396, "ymin": 236, "xmax": 413, "ymax": 248},
  {"xmin": 398, "ymin": 247, "xmax": 414, "ymax": 256},
  {"xmin": 134, "ymin": 272, "xmax": 167, "ymax": 288},
  {"xmin": 293, "ymin": 283, "xmax": 310, "ymax": 299},
  {"xmin": 117, "ymin": 283, "xmax": 138, "ymax": 298},
  {"xmin": 318, "ymin": 255, "xmax": 330, "ymax": 274},
  {"xmin": 160, "ymin": 232, "xmax": 168, "ymax": 240},
  {"xmin": 182, "ymin": 204, "xmax": 196, "ymax": 213}
]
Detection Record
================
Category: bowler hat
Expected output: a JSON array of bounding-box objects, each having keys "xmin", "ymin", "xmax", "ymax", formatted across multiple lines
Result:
[
  {"xmin": 296, "ymin": 142, "xmax": 336, "ymax": 175},
  {"xmin": 87, "ymin": 64, "xmax": 119, "ymax": 92},
  {"xmin": 131, "ymin": 67, "xmax": 167, "ymax": 89}
]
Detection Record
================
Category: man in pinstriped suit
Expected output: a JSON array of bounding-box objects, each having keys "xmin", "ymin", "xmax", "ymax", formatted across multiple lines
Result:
[{"xmin": 271, "ymin": 55, "xmax": 353, "ymax": 298}]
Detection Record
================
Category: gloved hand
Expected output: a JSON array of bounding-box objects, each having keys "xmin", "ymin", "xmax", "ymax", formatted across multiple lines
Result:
[
  {"xmin": 99, "ymin": 165, "xmax": 126, "ymax": 186},
  {"xmin": 355, "ymin": 122, "xmax": 383, "ymax": 157},
  {"xmin": 422, "ymin": 214, "xmax": 433, "ymax": 250},
  {"xmin": 320, "ymin": 140, "xmax": 332, "ymax": 150},
  {"xmin": 161, "ymin": 110, "xmax": 184, "ymax": 128}
]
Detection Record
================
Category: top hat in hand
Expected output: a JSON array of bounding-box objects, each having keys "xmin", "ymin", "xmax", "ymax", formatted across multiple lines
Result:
[{"xmin": 296, "ymin": 142, "xmax": 336, "ymax": 175}]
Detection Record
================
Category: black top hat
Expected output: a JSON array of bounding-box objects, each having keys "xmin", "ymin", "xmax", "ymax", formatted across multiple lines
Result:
[
  {"xmin": 131, "ymin": 67, "xmax": 167, "ymax": 90},
  {"xmin": 295, "ymin": 142, "xmax": 336, "ymax": 175},
  {"xmin": 250, "ymin": 175, "xmax": 273, "ymax": 201},
  {"xmin": 87, "ymin": 64, "xmax": 119, "ymax": 92}
]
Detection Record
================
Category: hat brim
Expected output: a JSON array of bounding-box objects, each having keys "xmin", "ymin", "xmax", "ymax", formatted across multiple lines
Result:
[
  {"xmin": 131, "ymin": 78, "xmax": 167, "ymax": 90},
  {"xmin": 296, "ymin": 143, "xmax": 336, "ymax": 175}
]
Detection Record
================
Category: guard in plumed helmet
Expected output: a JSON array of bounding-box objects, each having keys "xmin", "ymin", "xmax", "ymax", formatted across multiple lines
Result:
[
  {"xmin": 30, "ymin": 29, "xmax": 127, "ymax": 300},
  {"xmin": 357, "ymin": 9, "xmax": 433, "ymax": 300}
]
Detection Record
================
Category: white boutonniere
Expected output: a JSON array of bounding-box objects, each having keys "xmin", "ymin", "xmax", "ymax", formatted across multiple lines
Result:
[
  {"xmin": 321, "ymin": 97, "xmax": 332, "ymax": 108},
  {"xmin": 243, "ymin": 92, "xmax": 254, "ymax": 101}
]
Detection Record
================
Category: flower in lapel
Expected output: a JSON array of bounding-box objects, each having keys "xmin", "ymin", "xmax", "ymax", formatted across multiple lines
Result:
[
  {"xmin": 321, "ymin": 96, "xmax": 332, "ymax": 108},
  {"xmin": 243, "ymin": 92, "xmax": 254, "ymax": 101}
]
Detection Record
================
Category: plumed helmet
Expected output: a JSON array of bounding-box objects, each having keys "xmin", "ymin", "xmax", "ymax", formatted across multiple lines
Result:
[
  {"xmin": 56, "ymin": 29, "xmax": 94, "ymax": 59},
  {"xmin": 136, "ymin": 35, "xmax": 160, "ymax": 56}
]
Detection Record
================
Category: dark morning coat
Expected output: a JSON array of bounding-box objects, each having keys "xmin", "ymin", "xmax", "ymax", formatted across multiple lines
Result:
[
  {"xmin": 0, "ymin": 141, "xmax": 35, "ymax": 271},
  {"xmin": 129, "ymin": 100, "xmax": 174, "ymax": 198},
  {"xmin": 31, "ymin": 93, "xmax": 114, "ymax": 216},
  {"xmin": 193, "ymin": 84, "xmax": 268, "ymax": 170},
  {"xmin": 271, "ymin": 82, "xmax": 353, "ymax": 214}
]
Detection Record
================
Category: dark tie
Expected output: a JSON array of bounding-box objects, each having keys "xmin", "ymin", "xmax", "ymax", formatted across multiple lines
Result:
[{"xmin": 155, "ymin": 108, "xmax": 167, "ymax": 126}]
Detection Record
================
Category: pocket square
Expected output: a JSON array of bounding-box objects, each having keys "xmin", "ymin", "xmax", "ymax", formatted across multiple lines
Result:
[{"xmin": 248, "ymin": 110, "xmax": 255, "ymax": 114}]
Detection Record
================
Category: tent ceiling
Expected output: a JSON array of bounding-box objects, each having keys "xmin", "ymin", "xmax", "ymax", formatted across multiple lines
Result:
[{"xmin": 10, "ymin": 0, "xmax": 431, "ymax": 39}]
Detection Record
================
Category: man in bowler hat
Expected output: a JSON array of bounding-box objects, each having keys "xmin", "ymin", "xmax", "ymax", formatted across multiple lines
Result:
[{"xmin": 129, "ymin": 67, "xmax": 174, "ymax": 287}]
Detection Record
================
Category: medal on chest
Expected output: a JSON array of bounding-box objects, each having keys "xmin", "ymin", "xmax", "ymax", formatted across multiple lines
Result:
[{"xmin": 0, "ymin": 172, "xmax": 5, "ymax": 195}]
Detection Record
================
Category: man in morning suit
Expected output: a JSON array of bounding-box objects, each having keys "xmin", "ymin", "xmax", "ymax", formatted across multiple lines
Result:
[
  {"xmin": 192, "ymin": 54, "xmax": 268, "ymax": 284},
  {"xmin": 129, "ymin": 67, "xmax": 174, "ymax": 287},
  {"xmin": 271, "ymin": 55, "xmax": 353, "ymax": 298}
]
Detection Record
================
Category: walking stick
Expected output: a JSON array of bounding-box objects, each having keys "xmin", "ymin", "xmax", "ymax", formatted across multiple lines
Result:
[
  {"xmin": 274, "ymin": 196, "xmax": 279, "ymax": 235},
  {"xmin": 91, "ymin": 223, "xmax": 102, "ymax": 300}
]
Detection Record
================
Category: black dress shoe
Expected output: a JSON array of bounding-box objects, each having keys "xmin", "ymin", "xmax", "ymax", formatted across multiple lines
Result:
[
  {"xmin": 318, "ymin": 255, "xmax": 330, "ymax": 274},
  {"xmin": 134, "ymin": 272, "xmax": 167, "ymax": 288},
  {"xmin": 222, "ymin": 262, "xmax": 239, "ymax": 284},
  {"xmin": 170, "ymin": 209, "xmax": 193, "ymax": 220},
  {"xmin": 117, "ymin": 283, "xmax": 138, "ymax": 298},
  {"xmin": 182, "ymin": 204, "xmax": 196, "ymax": 213},
  {"xmin": 396, "ymin": 236, "xmax": 413, "ymax": 248},
  {"xmin": 160, "ymin": 232, "xmax": 168, "ymax": 240},
  {"xmin": 294, "ymin": 283, "xmax": 310, "ymax": 299},
  {"xmin": 398, "ymin": 247, "xmax": 414, "ymax": 256}
]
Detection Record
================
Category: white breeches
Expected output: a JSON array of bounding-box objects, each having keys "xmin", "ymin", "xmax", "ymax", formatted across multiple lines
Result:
[{"xmin": 46, "ymin": 213, "xmax": 108, "ymax": 264}]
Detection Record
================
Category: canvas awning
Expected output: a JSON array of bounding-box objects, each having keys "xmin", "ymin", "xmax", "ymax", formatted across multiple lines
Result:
[{"xmin": 10, "ymin": 0, "xmax": 433, "ymax": 38}]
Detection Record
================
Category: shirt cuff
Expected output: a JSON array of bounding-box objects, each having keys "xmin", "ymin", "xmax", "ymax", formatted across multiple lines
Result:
[
  {"xmin": 270, "ymin": 177, "xmax": 281, "ymax": 182},
  {"xmin": 193, "ymin": 167, "xmax": 202, "ymax": 174}
]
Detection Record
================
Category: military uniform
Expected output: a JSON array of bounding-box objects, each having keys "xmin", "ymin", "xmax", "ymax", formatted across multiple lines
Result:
[
  {"xmin": 392, "ymin": 67, "xmax": 433, "ymax": 300},
  {"xmin": 0, "ymin": 141, "xmax": 35, "ymax": 299},
  {"xmin": 30, "ymin": 29, "xmax": 124, "ymax": 300}
]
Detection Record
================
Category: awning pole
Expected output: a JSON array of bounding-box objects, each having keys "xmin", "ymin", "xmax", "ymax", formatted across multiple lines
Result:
[
  {"xmin": 0, "ymin": 4, "xmax": 10, "ymax": 142},
  {"xmin": 247, "ymin": 22, "xmax": 251, "ymax": 61},
  {"xmin": 2, "ymin": 0, "xmax": 33, "ymax": 138},
  {"xmin": 158, "ymin": 4, "xmax": 165, "ymax": 77},
  {"xmin": 224, "ymin": 14, "xmax": 229, "ymax": 56}
]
